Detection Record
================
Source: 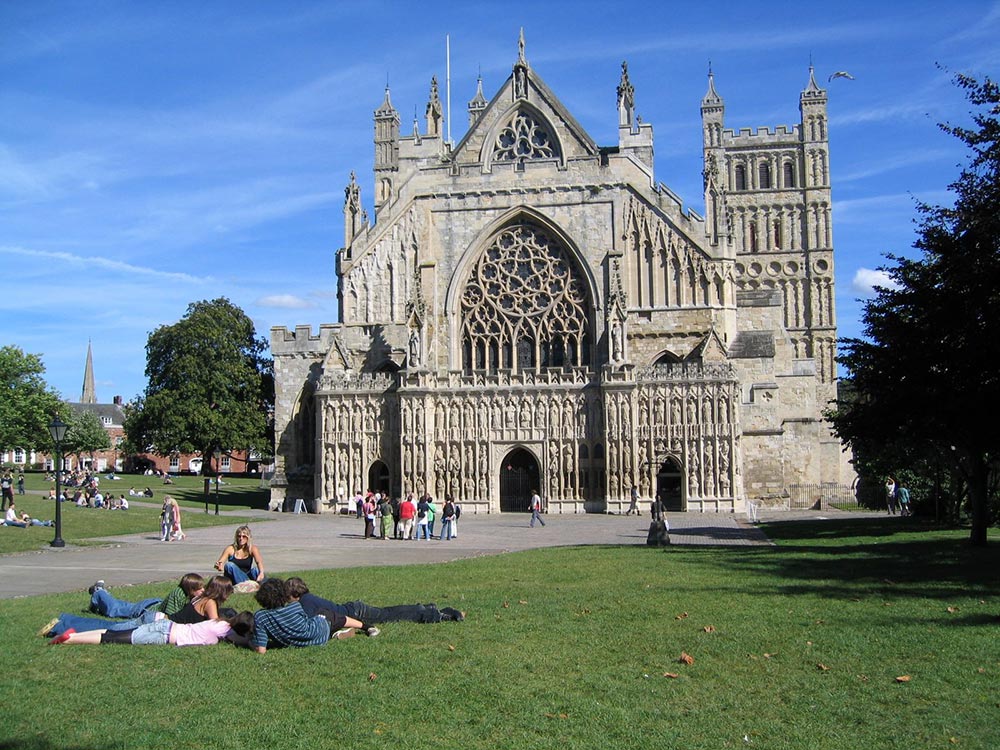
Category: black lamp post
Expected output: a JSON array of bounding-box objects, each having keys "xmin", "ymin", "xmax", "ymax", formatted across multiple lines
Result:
[
  {"xmin": 214, "ymin": 449, "xmax": 222, "ymax": 515},
  {"xmin": 48, "ymin": 414, "xmax": 68, "ymax": 548}
]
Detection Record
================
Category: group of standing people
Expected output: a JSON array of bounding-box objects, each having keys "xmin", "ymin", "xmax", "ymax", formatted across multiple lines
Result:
[
  {"xmin": 356, "ymin": 491, "xmax": 460, "ymax": 541},
  {"xmin": 884, "ymin": 476, "xmax": 912, "ymax": 516}
]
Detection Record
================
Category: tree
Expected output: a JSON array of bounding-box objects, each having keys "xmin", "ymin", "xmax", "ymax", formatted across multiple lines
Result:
[
  {"xmin": 0, "ymin": 346, "xmax": 65, "ymax": 455},
  {"xmin": 125, "ymin": 298, "xmax": 273, "ymax": 472},
  {"xmin": 64, "ymin": 409, "xmax": 111, "ymax": 467},
  {"xmin": 830, "ymin": 73, "xmax": 1000, "ymax": 546}
]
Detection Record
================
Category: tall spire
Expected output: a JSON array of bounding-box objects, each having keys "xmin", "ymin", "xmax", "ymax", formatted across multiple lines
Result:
[
  {"xmin": 425, "ymin": 76, "xmax": 443, "ymax": 137},
  {"xmin": 617, "ymin": 61, "xmax": 635, "ymax": 129},
  {"xmin": 81, "ymin": 340, "xmax": 96, "ymax": 404}
]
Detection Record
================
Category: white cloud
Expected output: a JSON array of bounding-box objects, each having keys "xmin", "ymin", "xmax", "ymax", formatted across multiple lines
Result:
[
  {"xmin": 852, "ymin": 267, "xmax": 899, "ymax": 295},
  {"xmin": 0, "ymin": 245, "xmax": 207, "ymax": 284},
  {"xmin": 256, "ymin": 294, "xmax": 316, "ymax": 309}
]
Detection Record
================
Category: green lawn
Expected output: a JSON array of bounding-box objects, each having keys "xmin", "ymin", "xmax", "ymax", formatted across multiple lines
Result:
[
  {"xmin": 1, "ymin": 518, "xmax": 996, "ymax": 749},
  {"xmin": 1, "ymin": 474, "xmax": 264, "ymax": 554}
]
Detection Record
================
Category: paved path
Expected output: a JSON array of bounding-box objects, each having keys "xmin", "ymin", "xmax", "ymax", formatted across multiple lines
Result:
[{"xmin": 0, "ymin": 506, "xmax": 858, "ymax": 600}]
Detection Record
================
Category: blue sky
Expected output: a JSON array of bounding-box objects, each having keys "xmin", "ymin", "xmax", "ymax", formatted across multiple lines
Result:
[{"xmin": 3, "ymin": 1, "xmax": 998, "ymax": 402}]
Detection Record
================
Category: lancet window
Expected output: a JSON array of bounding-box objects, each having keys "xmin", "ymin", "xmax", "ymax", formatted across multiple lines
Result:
[{"xmin": 461, "ymin": 222, "xmax": 590, "ymax": 374}]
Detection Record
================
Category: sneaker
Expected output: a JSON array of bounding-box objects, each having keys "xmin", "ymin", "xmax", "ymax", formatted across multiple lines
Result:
[
  {"xmin": 332, "ymin": 628, "xmax": 356, "ymax": 640},
  {"xmin": 363, "ymin": 626, "xmax": 380, "ymax": 638},
  {"xmin": 37, "ymin": 617, "xmax": 60, "ymax": 638},
  {"xmin": 441, "ymin": 607, "xmax": 466, "ymax": 622},
  {"xmin": 49, "ymin": 628, "xmax": 75, "ymax": 645},
  {"xmin": 88, "ymin": 580, "xmax": 105, "ymax": 596}
]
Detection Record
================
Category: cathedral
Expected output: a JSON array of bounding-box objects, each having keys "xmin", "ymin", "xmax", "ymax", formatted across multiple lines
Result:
[{"xmin": 270, "ymin": 36, "xmax": 850, "ymax": 514}]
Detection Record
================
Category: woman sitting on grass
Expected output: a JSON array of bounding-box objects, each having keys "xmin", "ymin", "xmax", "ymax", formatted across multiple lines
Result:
[
  {"xmin": 51, "ymin": 610, "xmax": 254, "ymax": 647},
  {"xmin": 215, "ymin": 525, "xmax": 265, "ymax": 587}
]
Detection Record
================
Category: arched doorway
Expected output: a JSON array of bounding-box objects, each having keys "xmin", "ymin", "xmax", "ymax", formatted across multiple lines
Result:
[
  {"xmin": 656, "ymin": 457, "xmax": 684, "ymax": 512},
  {"xmin": 500, "ymin": 448, "xmax": 539, "ymax": 512},
  {"xmin": 367, "ymin": 460, "xmax": 390, "ymax": 496}
]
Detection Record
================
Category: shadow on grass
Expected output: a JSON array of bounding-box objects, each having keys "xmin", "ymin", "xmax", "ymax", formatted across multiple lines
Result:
[{"xmin": 0, "ymin": 740, "xmax": 115, "ymax": 750}]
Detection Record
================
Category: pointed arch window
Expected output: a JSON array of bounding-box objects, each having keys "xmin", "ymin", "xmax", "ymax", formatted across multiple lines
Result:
[
  {"xmin": 493, "ymin": 110, "xmax": 560, "ymax": 165},
  {"xmin": 461, "ymin": 222, "xmax": 591, "ymax": 374}
]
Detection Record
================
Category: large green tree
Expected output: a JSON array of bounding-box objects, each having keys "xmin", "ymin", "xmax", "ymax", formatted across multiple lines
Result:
[
  {"xmin": 0, "ymin": 346, "xmax": 65, "ymax": 454},
  {"xmin": 830, "ymin": 73, "xmax": 1000, "ymax": 546},
  {"xmin": 125, "ymin": 298, "xmax": 273, "ymax": 472}
]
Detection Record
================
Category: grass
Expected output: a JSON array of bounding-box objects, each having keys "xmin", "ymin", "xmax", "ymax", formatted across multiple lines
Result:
[
  {"xmin": 0, "ymin": 473, "xmax": 265, "ymax": 555},
  {"xmin": 1, "ymin": 519, "xmax": 997, "ymax": 750}
]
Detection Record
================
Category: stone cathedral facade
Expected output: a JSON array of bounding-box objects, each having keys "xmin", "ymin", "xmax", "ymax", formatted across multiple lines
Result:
[{"xmin": 270, "ymin": 38, "xmax": 849, "ymax": 514}]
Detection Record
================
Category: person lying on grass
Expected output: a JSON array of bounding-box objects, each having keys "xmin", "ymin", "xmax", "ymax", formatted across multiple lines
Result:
[
  {"xmin": 285, "ymin": 577, "xmax": 465, "ymax": 633},
  {"xmin": 51, "ymin": 610, "xmax": 254, "ymax": 647},
  {"xmin": 41, "ymin": 575, "xmax": 232, "ymax": 638},
  {"xmin": 246, "ymin": 577, "xmax": 361, "ymax": 654}
]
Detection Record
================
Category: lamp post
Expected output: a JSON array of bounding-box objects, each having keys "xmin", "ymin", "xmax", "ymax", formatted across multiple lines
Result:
[
  {"xmin": 214, "ymin": 448, "xmax": 221, "ymax": 515},
  {"xmin": 48, "ymin": 414, "xmax": 68, "ymax": 548}
]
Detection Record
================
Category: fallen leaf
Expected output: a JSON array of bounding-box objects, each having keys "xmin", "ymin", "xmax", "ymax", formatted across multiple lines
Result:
[
  {"xmin": 949, "ymin": 738, "xmax": 958, "ymax": 744},
  {"xmin": 518, "ymin": 600, "xmax": 528, "ymax": 605},
  {"xmin": 857, "ymin": 674, "xmax": 869, "ymax": 682},
  {"xmin": 368, "ymin": 672, "xmax": 377, "ymax": 681},
  {"xmin": 895, "ymin": 675, "xmax": 911, "ymax": 683},
  {"xmin": 675, "ymin": 612, "xmax": 689, "ymax": 620},
  {"xmin": 663, "ymin": 672, "xmax": 680, "ymax": 678},
  {"xmin": 978, "ymin": 667, "xmax": 986, "ymax": 674},
  {"xmin": 817, "ymin": 663, "xmax": 830, "ymax": 671},
  {"xmin": 947, "ymin": 606, "xmax": 959, "ymax": 613},
  {"xmin": 814, "ymin": 619, "xmax": 824, "ymax": 624},
  {"xmin": 502, "ymin": 601, "xmax": 510, "ymax": 608},
  {"xmin": 679, "ymin": 652, "xmax": 695, "ymax": 665},
  {"xmin": 763, "ymin": 653, "xmax": 775, "ymax": 659},
  {"xmin": 883, "ymin": 578, "xmax": 896, "ymax": 585},
  {"xmin": 882, "ymin": 602, "xmax": 892, "ymax": 607},
  {"xmin": 806, "ymin": 641, "xmax": 813, "ymax": 646},
  {"xmin": 544, "ymin": 713, "xmax": 569, "ymax": 720},
  {"xmin": 703, "ymin": 625, "xmax": 716, "ymax": 633},
  {"xmin": 448, "ymin": 644, "xmax": 456, "ymax": 651}
]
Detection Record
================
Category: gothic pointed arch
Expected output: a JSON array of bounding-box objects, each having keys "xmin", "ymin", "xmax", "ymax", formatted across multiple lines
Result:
[
  {"xmin": 479, "ymin": 101, "xmax": 565, "ymax": 171},
  {"xmin": 449, "ymin": 211, "xmax": 597, "ymax": 374}
]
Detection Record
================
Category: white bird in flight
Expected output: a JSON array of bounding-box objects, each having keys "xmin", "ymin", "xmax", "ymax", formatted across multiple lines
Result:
[{"xmin": 828, "ymin": 71, "xmax": 855, "ymax": 82}]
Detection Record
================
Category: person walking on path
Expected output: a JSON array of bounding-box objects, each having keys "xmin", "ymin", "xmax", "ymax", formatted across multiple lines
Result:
[
  {"xmin": 529, "ymin": 489, "xmax": 545, "ymax": 527},
  {"xmin": 626, "ymin": 486, "xmax": 639, "ymax": 516}
]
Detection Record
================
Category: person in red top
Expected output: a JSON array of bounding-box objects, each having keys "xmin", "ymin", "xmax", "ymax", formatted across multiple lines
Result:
[{"xmin": 398, "ymin": 493, "xmax": 416, "ymax": 540}]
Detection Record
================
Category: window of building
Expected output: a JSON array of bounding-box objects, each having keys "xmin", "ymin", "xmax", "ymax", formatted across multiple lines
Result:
[
  {"xmin": 101, "ymin": 416, "xmax": 112, "ymax": 426},
  {"xmin": 493, "ymin": 109, "xmax": 560, "ymax": 166},
  {"xmin": 734, "ymin": 165, "xmax": 746, "ymax": 191},
  {"xmin": 783, "ymin": 162, "xmax": 795, "ymax": 188},
  {"xmin": 758, "ymin": 163, "xmax": 771, "ymax": 189},
  {"xmin": 461, "ymin": 221, "xmax": 591, "ymax": 374},
  {"xmin": 13, "ymin": 448, "xmax": 25, "ymax": 464}
]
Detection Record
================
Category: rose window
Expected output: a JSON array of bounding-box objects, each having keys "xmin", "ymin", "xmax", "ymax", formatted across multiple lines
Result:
[{"xmin": 461, "ymin": 223, "xmax": 590, "ymax": 373}]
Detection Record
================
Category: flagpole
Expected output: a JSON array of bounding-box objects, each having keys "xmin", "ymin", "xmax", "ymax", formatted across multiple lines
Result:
[{"xmin": 446, "ymin": 34, "xmax": 452, "ymax": 147}]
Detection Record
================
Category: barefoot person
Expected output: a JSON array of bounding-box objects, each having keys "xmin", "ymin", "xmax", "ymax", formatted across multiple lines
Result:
[{"xmin": 215, "ymin": 525, "xmax": 265, "ymax": 586}]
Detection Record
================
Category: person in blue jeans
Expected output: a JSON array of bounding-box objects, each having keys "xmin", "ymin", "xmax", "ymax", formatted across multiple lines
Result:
[
  {"xmin": 214, "ymin": 525, "xmax": 264, "ymax": 584},
  {"xmin": 40, "ymin": 573, "xmax": 204, "ymax": 638},
  {"xmin": 529, "ymin": 489, "xmax": 546, "ymax": 527},
  {"xmin": 90, "ymin": 583, "xmax": 162, "ymax": 618}
]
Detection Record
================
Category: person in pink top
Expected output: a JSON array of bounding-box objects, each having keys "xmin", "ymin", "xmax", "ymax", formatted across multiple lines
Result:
[{"xmin": 50, "ymin": 611, "xmax": 253, "ymax": 647}]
